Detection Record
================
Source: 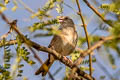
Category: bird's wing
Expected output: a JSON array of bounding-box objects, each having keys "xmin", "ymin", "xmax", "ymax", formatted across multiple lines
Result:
[
  {"xmin": 48, "ymin": 35, "xmax": 58, "ymax": 48},
  {"xmin": 48, "ymin": 35, "xmax": 63, "ymax": 53},
  {"xmin": 73, "ymin": 31, "xmax": 78, "ymax": 46}
]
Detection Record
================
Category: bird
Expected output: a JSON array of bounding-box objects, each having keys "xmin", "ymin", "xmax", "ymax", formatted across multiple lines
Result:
[{"xmin": 35, "ymin": 16, "xmax": 78, "ymax": 76}]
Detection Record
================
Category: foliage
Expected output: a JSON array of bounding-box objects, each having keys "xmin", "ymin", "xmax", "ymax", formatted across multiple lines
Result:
[
  {"xmin": 0, "ymin": 38, "xmax": 12, "ymax": 80},
  {"xmin": 29, "ymin": 19, "xmax": 58, "ymax": 32},
  {"xmin": 100, "ymin": 1, "xmax": 120, "ymax": 15},
  {"xmin": 16, "ymin": 35, "xmax": 35, "ymax": 66}
]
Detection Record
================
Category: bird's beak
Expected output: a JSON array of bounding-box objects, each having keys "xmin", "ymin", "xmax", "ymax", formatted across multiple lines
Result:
[{"xmin": 58, "ymin": 16, "xmax": 65, "ymax": 23}]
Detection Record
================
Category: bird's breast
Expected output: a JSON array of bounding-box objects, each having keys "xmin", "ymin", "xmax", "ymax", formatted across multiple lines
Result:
[{"xmin": 61, "ymin": 29, "xmax": 74, "ymax": 45}]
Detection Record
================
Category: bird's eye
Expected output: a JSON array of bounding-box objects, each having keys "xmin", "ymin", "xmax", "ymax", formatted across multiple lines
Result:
[{"xmin": 65, "ymin": 17, "xmax": 68, "ymax": 20}]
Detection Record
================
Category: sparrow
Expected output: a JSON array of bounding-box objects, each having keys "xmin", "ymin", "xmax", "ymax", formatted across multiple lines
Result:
[{"xmin": 35, "ymin": 16, "xmax": 78, "ymax": 76}]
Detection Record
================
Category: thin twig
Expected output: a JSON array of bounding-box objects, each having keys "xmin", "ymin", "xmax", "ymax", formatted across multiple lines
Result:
[
  {"xmin": 17, "ymin": 0, "xmax": 35, "ymax": 14},
  {"xmin": 76, "ymin": 0, "xmax": 92, "ymax": 76},
  {"xmin": 83, "ymin": 0, "xmax": 113, "ymax": 27}
]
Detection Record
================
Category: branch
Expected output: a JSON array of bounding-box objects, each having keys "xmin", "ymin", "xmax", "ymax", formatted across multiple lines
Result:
[
  {"xmin": 0, "ymin": 40, "xmax": 83, "ymax": 54},
  {"xmin": 74, "ymin": 35, "xmax": 120, "ymax": 65},
  {"xmin": 0, "ymin": 12, "xmax": 94, "ymax": 80},
  {"xmin": 76, "ymin": 0, "xmax": 92, "ymax": 75},
  {"xmin": 1, "ymin": 34, "xmax": 118, "ymax": 68},
  {"xmin": 17, "ymin": 0, "xmax": 35, "ymax": 14},
  {"xmin": 83, "ymin": 0, "xmax": 113, "ymax": 27},
  {"xmin": 0, "ymin": 40, "xmax": 17, "ymax": 47}
]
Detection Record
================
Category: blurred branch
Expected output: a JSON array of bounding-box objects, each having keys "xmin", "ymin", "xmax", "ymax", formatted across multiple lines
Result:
[
  {"xmin": 74, "ymin": 35, "xmax": 120, "ymax": 65},
  {"xmin": 34, "ymin": 33, "xmax": 53, "ymax": 37},
  {"xmin": 83, "ymin": 0, "xmax": 113, "ymax": 27},
  {"xmin": 63, "ymin": 2, "xmax": 77, "ymax": 13},
  {"xmin": 53, "ymin": 67, "xmax": 62, "ymax": 76},
  {"xmin": 76, "ymin": 0, "xmax": 92, "ymax": 76},
  {"xmin": 0, "ymin": 12, "xmax": 95, "ymax": 80},
  {"xmin": 17, "ymin": 0, "xmax": 35, "ymax": 14}
]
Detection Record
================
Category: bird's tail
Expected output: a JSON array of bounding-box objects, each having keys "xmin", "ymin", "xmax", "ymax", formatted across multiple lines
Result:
[{"xmin": 35, "ymin": 59, "xmax": 54, "ymax": 76}]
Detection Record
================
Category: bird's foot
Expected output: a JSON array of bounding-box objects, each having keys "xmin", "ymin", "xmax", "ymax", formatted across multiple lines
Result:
[{"xmin": 63, "ymin": 56, "xmax": 73, "ymax": 64}]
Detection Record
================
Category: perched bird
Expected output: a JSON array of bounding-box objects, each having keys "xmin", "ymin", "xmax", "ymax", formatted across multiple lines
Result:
[{"xmin": 35, "ymin": 16, "xmax": 78, "ymax": 76}]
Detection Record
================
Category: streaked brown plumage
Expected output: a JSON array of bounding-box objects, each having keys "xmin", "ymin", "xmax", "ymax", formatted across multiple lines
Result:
[{"xmin": 35, "ymin": 16, "xmax": 78, "ymax": 76}]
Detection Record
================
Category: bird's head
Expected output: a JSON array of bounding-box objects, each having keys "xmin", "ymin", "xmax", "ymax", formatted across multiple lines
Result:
[{"xmin": 58, "ymin": 16, "xmax": 74, "ymax": 27}]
